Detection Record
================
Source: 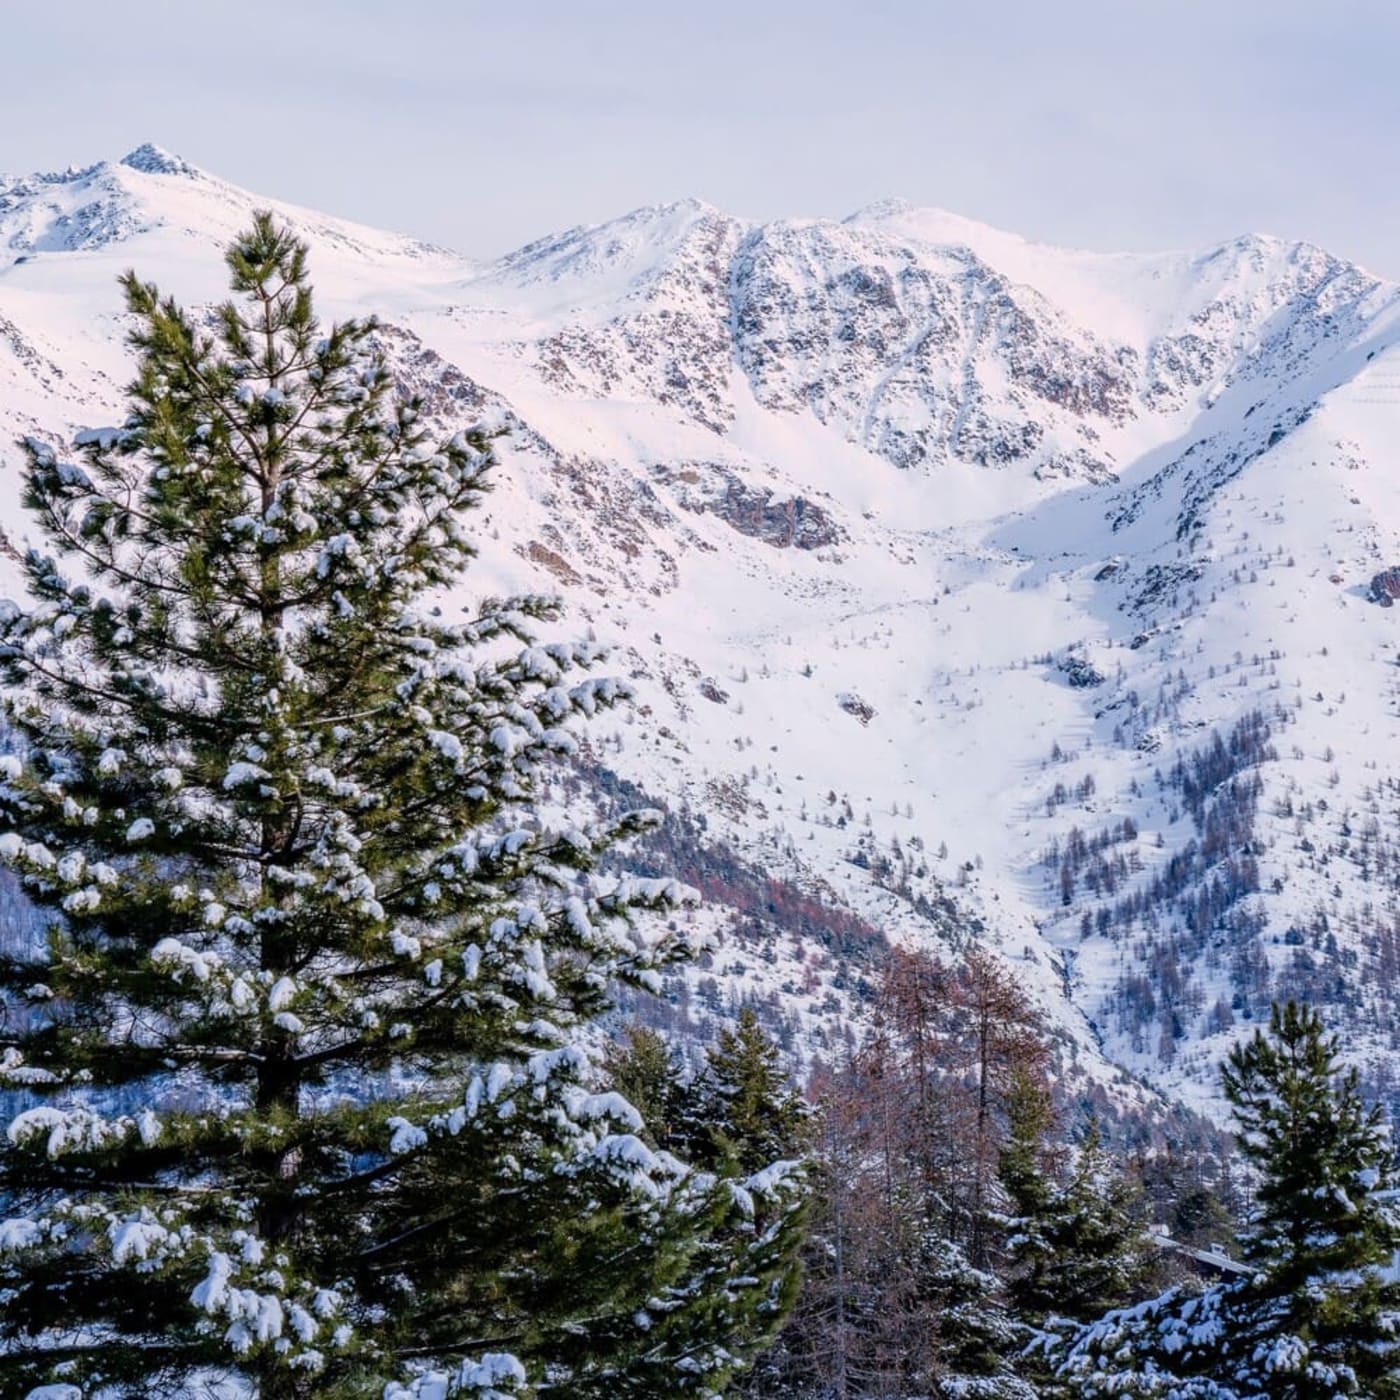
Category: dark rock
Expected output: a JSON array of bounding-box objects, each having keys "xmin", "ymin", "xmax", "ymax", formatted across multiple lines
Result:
[
  {"xmin": 652, "ymin": 462, "xmax": 843, "ymax": 550},
  {"xmin": 837, "ymin": 692, "xmax": 876, "ymax": 725},
  {"xmin": 1058, "ymin": 652, "xmax": 1105, "ymax": 688},
  {"xmin": 1369, "ymin": 567, "xmax": 1400, "ymax": 607}
]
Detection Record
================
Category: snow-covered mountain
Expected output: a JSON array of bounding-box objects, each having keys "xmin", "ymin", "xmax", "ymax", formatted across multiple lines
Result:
[{"xmin": 5, "ymin": 145, "xmax": 1400, "ymax": 1122}]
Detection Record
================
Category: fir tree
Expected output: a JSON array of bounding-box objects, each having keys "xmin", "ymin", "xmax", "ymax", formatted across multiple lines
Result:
[
  {"xmin": 921, "ymin": 1230, "xmax": 1037, "ymax": 1400},
  {"xmin": 997, "ymin": 1068, "xmax": 1057, "ymax": 1285},
  {"xmin": 1167, "ymin": 1181, "xmax": 1235, "ymax": 1254},
  {"xmin": 603, "ymin": 1023, "xmax": 685, "ymax": 1151},
  {"xmin": 606, "ymin": 1015, "xmax": 810, "ymax": 1400},
  {"xmin": 1064, "ymin": 1001, "xmax": 1400, "ymax": 1399},
  {"xmin": 734, "ymin": 1059, "xmax": 881, "ymax": 1400},
  {"xmin": 1219, "ymin": 1000, "xmax": 1400, "ymax": 1398},
  {"xmin": 691, "ymin": 1007, "xmax": 808, "ymax": 1173},
  {"xmin": 998, "ymin": 1076, "xmax": 1153, "ymax": 1397},
  {"xmin": 1003, "ymin": 1109, "xmax": 1152, "ymax": 1330},
  {"xmin": 0, "ymin": 215, "xmax": 804, "ymax": 1399}
]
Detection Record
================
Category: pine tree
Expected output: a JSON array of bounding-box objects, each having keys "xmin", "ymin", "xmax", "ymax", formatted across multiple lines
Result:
[
  {"xmin": 1064, "ymin": 1001, "xmax": 1400, "ymax": 1399},
  {"xmin": 997, "ymin": 1068, "xmax": 1057, "ymax": 1286},
  {"xmin": 1003, "ymin": 1108, "xmax": 1152, "ymax": 1330},
  {"xmin": 691, "ymin": 1007, "xmax": 808, "ymax": 1173},
  {"xmin": 603, "ymin": 1023, "xmax": 685, "ymax": 1150},
  {"xmin": 603, "ymin": 1016, "xmax": 810, "ymax": 1400},
  {"xmin": 1219, "ymin": 1000, "xmax": 1400, "ymax": 1398},
  {"xmin": 0, "ymin": 215, "xmax": 804, "ymax": 1399},
  {"xmin": 921, "ymin": 1232, "xmax": 1036, "ymax": 1400}
]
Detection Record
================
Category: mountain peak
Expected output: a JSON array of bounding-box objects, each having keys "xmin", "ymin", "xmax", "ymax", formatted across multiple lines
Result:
[
  {"xmin": 119, "ymin": 143, "xmax": 200, "ymax": 178},
  {"xmin": 844, "ymin": 196, "xmax": 917, "ymax": 221},
  {"xmin": 656, "ymin": 195, "xmax": 724, "ymax": 219},
  {"xmin": 843, "ymin": 197, "xmax": 1030, "ymax": 252}
]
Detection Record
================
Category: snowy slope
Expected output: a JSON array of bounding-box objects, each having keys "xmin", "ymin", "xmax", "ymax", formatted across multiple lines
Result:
[{"xmin": 4, "ymin": 146, "xmax": 1400, "ymax": 1120}]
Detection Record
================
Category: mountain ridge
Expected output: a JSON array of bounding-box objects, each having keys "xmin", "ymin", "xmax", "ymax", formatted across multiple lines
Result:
[{"xmin": 4, "ymin": 146, "xmax": 1400, "ymax": 1126}]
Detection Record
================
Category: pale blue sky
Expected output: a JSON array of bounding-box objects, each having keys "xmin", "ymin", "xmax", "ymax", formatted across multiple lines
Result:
[{"xmin": 5, "ymin": 1, "xmax": 1399, "ymax": 274}]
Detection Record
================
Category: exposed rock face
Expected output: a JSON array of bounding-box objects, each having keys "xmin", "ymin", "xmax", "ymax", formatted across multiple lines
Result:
[
  {"xmin": 728, "ymin": 222, "xmax": 1129, "ymax": 478},
  {"xmin": 837, "ymin": 692, "xmax": 876, "ymax": 724},
  {"xmin": 650, "ymin": 463, "xmax": 842, "ymax": 550},
  {"xmin": 0, "ymin": 163, "xmax": 150, "ymax": 252},
  {"xmin": 1370, "ymin": 567, "xmax": 1400, "ymax": 606},
  {"xmin": 1058, "ymin": 652, "xmax": 1106, "ymax": 689},
  {"xmin": 521, "ymin": 540, "xmax": 583, "ymax": 586},
  {"xmin": 1129, "ymin": 562, "xmax": 1207, "ymax": 616},
  {"xmin": 509, "ymin": 202, "xmax": 744, "ymax": 434},
  {"xmin": 374, "ymin": 324, "xmax": 494, "ymax": 422},
  {"xmin": 482, "ymin": 210, "xmax": 1389, "ymax": 505},
  {"xmin": 119, "ymin": 143, "xmax": 200, "ymax": 178}
]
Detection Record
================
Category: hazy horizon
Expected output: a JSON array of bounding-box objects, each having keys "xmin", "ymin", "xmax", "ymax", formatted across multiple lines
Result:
[{"xmin": 5, "ymin": 1, "xmax": 1400, "ymax": 277}]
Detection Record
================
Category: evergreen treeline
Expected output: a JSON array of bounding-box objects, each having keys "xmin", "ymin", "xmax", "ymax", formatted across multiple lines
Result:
[
  {"xmin": 718, "ymin": 972, "xmax": 1400, "ymax": 1399},
  {"xmin": 1065, "ymin": 1001, "xmax": 1400, "ymax": 1399},
  {"xmin": 733, "ymin": 946, "xmax": 1161, "ymax": 1400}
]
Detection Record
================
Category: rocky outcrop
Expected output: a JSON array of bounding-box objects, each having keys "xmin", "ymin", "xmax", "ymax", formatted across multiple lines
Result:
[
  {"xmin": 650, "ymin": 463, "xmax": 842, "ymax": 550},
  {"xmin": 838, "ymin": 692, "xmax": 877, "ymax": 724},
  {"xmin": 1058, "ymin": 651, "xmax": 1106, "ymax": 688},
  {"xmin": 1369, "ymin": 567, "xmax": 1400, "ymax": 607}
]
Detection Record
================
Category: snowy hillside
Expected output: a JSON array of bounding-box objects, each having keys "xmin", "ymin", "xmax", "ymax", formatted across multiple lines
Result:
[{"xmin": 4, "ymin": 144, "xmax": 1400, "ymax": 1119}]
